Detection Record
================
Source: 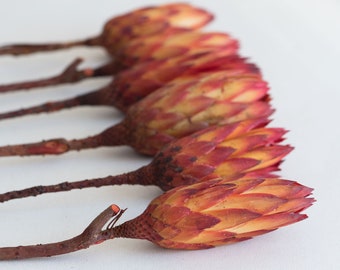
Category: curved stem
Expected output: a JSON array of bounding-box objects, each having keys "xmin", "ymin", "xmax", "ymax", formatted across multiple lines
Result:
[
  {"xmin": 0, "ymin": 205, "xmax": 125, "ymax": 260},
  {"xmin": 0, "ymin": 36, "xmax": 102, "ymax": 56}
]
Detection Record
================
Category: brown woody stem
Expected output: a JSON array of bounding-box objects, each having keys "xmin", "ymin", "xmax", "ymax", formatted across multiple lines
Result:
[
  {"xmin": 0, "ymin": 36, "xmax": 102, "ymax": 56},
  {"xmin": 0, "ymin": 204, "xmax": 126, "ymax": 260},
  {"xmin": 0, "ymin": 166, "xmax": 153, "ymax": 203},
  {"xmin": 0, "ymin": 85, "xmax": 115, "ymax": 120},
  {"xmin": 0, "ymin": 98, "xmax": 80, "ymax": 120},
  {"xmin": 0, "ymin": 59, "xmax": 123, "ymax": 93},
  {"xmin": 0, "ymin": 58, "xmax": 86, "ymax": 92},
  {"xmin": 0, "ymin": 122, "xmax": 130, "ymax": 157}
]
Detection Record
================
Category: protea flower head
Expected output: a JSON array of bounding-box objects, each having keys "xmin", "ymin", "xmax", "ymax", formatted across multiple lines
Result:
[
  {"xmin": 121, "ymin": 176, "xmax": 314, "ymax": 249},
  {"xmin": 146, "ymin": 117, "xmax": 291, "ymax": 190},
  {"xmin": 124, "ymin": 70, "xmax": 271, "ymax": 155},
  {"xmin": 101, "ymin": 3, "xmax": 215, "ymax": 55},
  {"xmin": 0, "ymin": 3, "xmax": 213, "ymax": 56}
]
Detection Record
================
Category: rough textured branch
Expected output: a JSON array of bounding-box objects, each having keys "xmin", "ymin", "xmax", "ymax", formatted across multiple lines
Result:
[{"xmin": 0, "ymin": 205, "xmax": 124, "ymax": 260}]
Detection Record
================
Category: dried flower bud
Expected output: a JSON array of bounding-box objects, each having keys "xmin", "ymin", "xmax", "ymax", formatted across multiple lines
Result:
[
  {"xmin": 101, "ymin": 3, "xmax": 214, "ymax": 54},
  {"xmin": 113, "ymin": 177, "xmax": 313, "ymax": 249},
  {"xmin": 124, "ymin": 70, "xmax": 271, "ymax": 154},
  {"xmin": 148, "ymin": 118, "xmax": 291, "ymax": 190}
]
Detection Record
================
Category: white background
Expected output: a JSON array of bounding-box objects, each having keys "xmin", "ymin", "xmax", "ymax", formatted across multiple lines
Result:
[{"xmin": 0, "ymin": 0, "xmax": 339, "ymax": 269}]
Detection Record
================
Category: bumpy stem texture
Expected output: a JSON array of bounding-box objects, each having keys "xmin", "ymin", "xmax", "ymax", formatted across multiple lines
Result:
[
  {"xmin": 0, "ymin": 59, "xmax": 88, "ymax": 92},
  {"xmin": 0, "ymin": 166, "xmax": 153, "ymax": 203},
  {"xmin": 0, "ymin": 99, "xmax": 81, "ymax": 120},
  {"xmin": 0, "ymin": 85, "xmax": 115, "ymax": 120},
  {"xmin": 0, "ymin": 59, "xmax": 123, "ymax": 93}
]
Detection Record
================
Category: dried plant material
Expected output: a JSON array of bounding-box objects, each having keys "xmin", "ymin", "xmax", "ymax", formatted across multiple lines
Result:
[
  {"xmin": 0, "ymin": 71, "xmax": 271, "ymax": 157},
  {"xmin": 0, "ymin": 3, "xmax": 213, "ymax": 56},
  {"xmin": 0, "ymin": 177, "xmax": 313, "ymax": 259},
  {"xmin": 0, "ymin": 118, "xmax": 291, "ymax": 202}
]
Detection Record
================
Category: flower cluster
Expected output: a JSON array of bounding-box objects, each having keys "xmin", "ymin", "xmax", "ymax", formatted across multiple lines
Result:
[{"xmin": 0, "ymin": 3, "xmax": 313, "ymax": 260}]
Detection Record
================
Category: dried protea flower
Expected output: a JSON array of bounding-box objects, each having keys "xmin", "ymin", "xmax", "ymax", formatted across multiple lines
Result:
[
  {"xmin": 0, "ymin": 31, "xmax": 238, "ymax": 93},
  {"xmin": 101, "ymin": 3, "xmax": 214, "ymax": 55},
  {"xmin": 133, "ymin": 176, "xmax": 314, "ymax": 249},
  {"xmin": 0, "ymin": 177, "xmax": 314, "ymax": 259},
  {"xmin": 0, "ymin": 118, "xmax": 291, "ymax": 202},
  {"xmin": 125, "ymin": 71, "xmax": 271, "ymax": 155},
  {"xmin": 0, "ymin": 70, "xmax": 271, "ymax": 157},
  {"xmin": 0, "ymin": 52, "xmax": 258, "ymax": 120},
  {"xmin": 0, "ymin": 3, "xmax": 213, "ymax": 56}
]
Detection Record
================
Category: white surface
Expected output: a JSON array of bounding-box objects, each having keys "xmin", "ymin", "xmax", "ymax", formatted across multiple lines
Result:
[{"xmin": 0, "ymin": 0, "xmax": 339, "ymax": 269}]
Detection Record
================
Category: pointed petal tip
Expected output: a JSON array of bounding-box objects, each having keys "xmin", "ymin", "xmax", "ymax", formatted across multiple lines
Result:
[{"xmin": 296, "ymin": 213, "xmax": 309, "ymax": 222}]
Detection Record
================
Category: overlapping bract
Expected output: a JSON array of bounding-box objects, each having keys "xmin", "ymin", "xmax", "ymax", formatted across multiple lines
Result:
[
  {"xmin": 148, "ymin": 118, "xmax": 290, "ymax": 190},
  {"xmin": 123, "ymin": 70, "xmax": 271, "ymax": 154},
  {"xmin": 110, "ymin": 48, "xmax": 251, "ymax": 111},
  {"xmin": 96, "ymin": 3, "xmax": 214, "ymax": 55},
  {"xmin": 113, "ymin": 177, "xmax": 313, "ymax": 249},
  {"xmin": 115, "ymin": 31, "xmax": 238, "ymax": 68}
]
